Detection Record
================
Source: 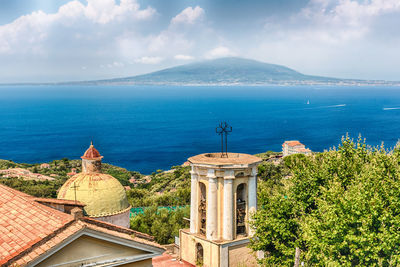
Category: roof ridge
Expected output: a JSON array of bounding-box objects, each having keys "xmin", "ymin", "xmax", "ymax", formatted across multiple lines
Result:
[
  {"xmin": 34, "ymin": 197, "xmax": 85, "ymax": 206},
  {"xmin": 81, "ymin": 217, "xmax": 154, "ymax": 241},
  {"xmin": 4, "ymin": 220, "xmax": 79, "ymax": 266}
]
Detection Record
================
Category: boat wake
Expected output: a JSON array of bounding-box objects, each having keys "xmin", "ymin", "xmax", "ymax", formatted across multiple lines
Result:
[
  {"xmin": 383, "ymin": 107, "xmax": 400, "ymax": 110},
  {"xmin": 305, "ymin": 104, "xmax": 346, "ymax": 110},
  {"xmin": 323, "ymin": 104, "xmax": 346, "ymax": 108}
]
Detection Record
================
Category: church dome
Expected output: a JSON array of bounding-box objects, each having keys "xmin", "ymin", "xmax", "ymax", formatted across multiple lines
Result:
[{"xmin": 57, "ymin": 172, "xmax": 130, "ymax": 217}]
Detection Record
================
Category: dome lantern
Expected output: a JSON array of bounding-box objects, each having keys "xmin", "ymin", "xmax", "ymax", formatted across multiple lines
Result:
[{"xmin": 81, "ymin": 141, "xmax": 103, "ymax": 173}]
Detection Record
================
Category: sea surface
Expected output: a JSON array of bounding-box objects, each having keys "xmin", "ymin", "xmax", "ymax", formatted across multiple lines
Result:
[{"xmin": 1, "ymin": 85, "xmax": 400, "ymax": 174}]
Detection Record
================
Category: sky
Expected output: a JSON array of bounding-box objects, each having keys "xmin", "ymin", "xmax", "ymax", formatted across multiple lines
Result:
[{"xmin": 1, "ymin": 0, "xmax": 400, "ymax": 82}]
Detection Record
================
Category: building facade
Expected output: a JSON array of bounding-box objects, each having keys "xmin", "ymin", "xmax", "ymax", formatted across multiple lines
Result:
[
  {"xmin": 179, "ymin": 152, "xmax": 262, "ymax": 267},
  {"xmin": 282, "ymin": 140, "xmax": 311, "ymax": 157}
]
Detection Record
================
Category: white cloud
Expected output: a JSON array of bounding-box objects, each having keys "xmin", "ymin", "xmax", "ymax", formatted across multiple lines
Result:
[
  {"xmin": 135, "ymin": 56, "xmax": 163, "ymax": 64},
  {"xmin": 0, "ymin": 0, "xmax": 225, "ymax": 82},
  {"xmin": 293, "ymin": 0, "xmax": 400, "ymax": 43},
  {"xmin": 174, "ymin": 54, "xmax": 195, "ymax": 60},
  {"xmin": 0, "ymin": 0, "xmax": 155, "ymax": 55},
  {"xmin": 106, "ymin": 61, "xmax": 125, "ymax": 68},
  {"xmin": 251, "ymin": 0, "xmax": 400, "ymax": 79},
  {"xmin": 171, "ymin": 6, "xmax": 204, "ymax": 25},
  {"xmin": 205, "ymin": 46, "xmax": 235, "ymax": 59},
  {"xmin": 84, "ymin": 0, "xmax": 155, "ymax": 24}
]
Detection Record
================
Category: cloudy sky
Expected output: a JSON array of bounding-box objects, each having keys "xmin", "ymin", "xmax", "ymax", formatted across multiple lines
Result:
[{"xmin": 1, "ymin": 0, "xmax": 400, "ymax": 82}]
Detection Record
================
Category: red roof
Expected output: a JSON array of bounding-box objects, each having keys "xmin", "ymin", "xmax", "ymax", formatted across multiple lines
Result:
[
  {"xmin": 0, "ymin": 184, "xmax": 74, "ymax": 265},
  {"xmin": 153, "ymin": 253, "xmax": 194, "ymax": 267},
  {"xmin": 283, "ymin": 141, "xmax": 303, "ymax": 147},
  {"xmin": 33, "ymin": 197, "xmax": 85, "ymax": 207},
  {"xmin": 0, "ymin": 184, "xmax": 163, "ymax": 266},
  {"xmin": 81, "ymin": 142, "xmax": 103, "ymax": 160}
]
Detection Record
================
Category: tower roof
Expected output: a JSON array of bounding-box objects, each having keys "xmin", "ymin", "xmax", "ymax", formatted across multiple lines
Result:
[
  {"xmin": 81, "ymin": 141, "xmax": 103, "ymax": 160},
  {"xmin": 188, "ymin": 152, "xmax": 262, "ymax": 168}
]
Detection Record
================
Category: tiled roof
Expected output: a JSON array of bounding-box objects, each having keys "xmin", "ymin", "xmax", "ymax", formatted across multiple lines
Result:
[
  {"xmin": 0, "ymin": 184, "xmax": 163, "ymax": 266},
  {"xmin": 81, "ymin": 142, "xmax": 103, "ymax": 160},
  {"xmin": 0, "ymin": 184, "xmax": 74, "ymax": 265},
  {"xmin": 153, "ymin": 253, "xmax": 194, "ymax": 267},
  {"xmin": 81, "ymin": 217, "xmax": 163, "ymax": 249},
  {"xmin": 283, "ymin": 140, "xmax": 303, "ymax": 147},
  {"xmin": 15, "ymin": 220, "xmax": 86, "ymax": 266},
  {"xmin": 33, "ymin": 197, "xmax": 85, "ymax": 207}
]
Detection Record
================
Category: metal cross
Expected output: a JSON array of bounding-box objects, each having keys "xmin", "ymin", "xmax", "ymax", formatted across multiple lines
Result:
[
  {"xmin": 72, "ymin": 182, "xmax": 79, "ymax": 203},
  {"xmin": 216, "ymin": 122, "xmax": 232, "ymax": 158}
]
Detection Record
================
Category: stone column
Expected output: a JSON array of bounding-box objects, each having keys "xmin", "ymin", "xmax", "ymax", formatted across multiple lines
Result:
[
  {"xmin": 206, "ymin": 169, "xmax": 218, "ymax": 240},
  {"xmin": 248, "ymin": 166, "xmax": 258, "ymax": 236},
  {"xmin": 223, "ymin": 170, "xmax": 234, "ymax": 240},
  {"xmin": 190, "ymin": 168, "xmax": 198, "ymax": 234}
]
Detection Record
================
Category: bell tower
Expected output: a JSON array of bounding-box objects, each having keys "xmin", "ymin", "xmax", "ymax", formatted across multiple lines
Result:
[{"xmin": 179, "ymin": 152, "xmax": 262, "ymax": 267}]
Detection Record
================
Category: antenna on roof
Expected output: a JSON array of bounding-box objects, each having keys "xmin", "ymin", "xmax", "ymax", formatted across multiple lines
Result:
[{"xmin": 216, "ymin": 122, "xmax": 232, "ymax": 158}]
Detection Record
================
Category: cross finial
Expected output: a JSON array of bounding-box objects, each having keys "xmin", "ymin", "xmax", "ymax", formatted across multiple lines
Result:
[
  {"xmin": 72, "ymin": 182, "xmax": 79, "ymax": 203},
  {"xmin": 216, "ymin": 122, "xmax": 232, "ymax": 158}
]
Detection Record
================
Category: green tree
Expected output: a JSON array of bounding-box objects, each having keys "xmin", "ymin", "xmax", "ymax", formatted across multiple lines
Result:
[
  {"xmin": 130, "ymin": 205, "xmax": 190, "ymax": 244},
  {"xmin": 251, "ymin": 136, "xmax": 400, "ymax": 266}
]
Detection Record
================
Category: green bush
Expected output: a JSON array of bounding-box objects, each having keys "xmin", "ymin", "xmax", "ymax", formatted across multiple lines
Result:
[{"xmin": 251, "ymin": 136, "xmax": 400, "ymax": 266}]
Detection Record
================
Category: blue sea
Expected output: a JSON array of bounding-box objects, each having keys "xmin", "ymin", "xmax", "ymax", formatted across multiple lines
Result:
[{"xmin": 1, "ymin": 85, "xmax": 400, "ymax": 174}]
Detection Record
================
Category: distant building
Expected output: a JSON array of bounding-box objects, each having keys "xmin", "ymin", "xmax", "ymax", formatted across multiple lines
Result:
[
  {"xmin": 181, "ymin": 161, "xmax": 190, "ymax": 167},
  {"xmin": 282, "ymin": 140, "xmax": 312, "ymax": 157},
  {"xmin": 67, "ymin": 167, "xmax": 77, "ymax": 176},
  {"xmin": 0, "ymin": 168, "xmax": 54, "ymax": 181},
  {"xmin": 0, "ymin": 184, "xmax": 164, "ymax": 266},
  {"xmin": 40, "ymin": 163, "xmax": 50, "ymax": 169}
]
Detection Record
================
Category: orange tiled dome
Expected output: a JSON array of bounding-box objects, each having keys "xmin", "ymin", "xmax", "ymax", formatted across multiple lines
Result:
[{"xmin": 81, "ymin": 142, "xmax": 103, "ymax": 160}]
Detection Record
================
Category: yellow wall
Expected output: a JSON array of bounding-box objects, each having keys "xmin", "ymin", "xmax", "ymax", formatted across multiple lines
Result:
[
  {"xmin": 180, "ymin": 230, "xmax": 220, "ymax": 267},
  {"xmin": 180, "ymin": 230, "xmax": 259, "ymax": 267},
  {"xmin": 36, "ymin": 235, "xmax": 152, "ymax": 267},
  {"xmin": 228, "ymin": 243, "xmax": 258, "ymax": 267}
]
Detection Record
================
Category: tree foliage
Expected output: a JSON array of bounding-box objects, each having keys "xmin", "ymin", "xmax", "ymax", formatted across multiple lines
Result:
[
  {"xmin": 130, "ymin": 205, "xmax": 190, "ymax": 244},
  {"xmin": 127, "ymin": 165, "xmax": 191, "ymax": 207},
  {"xmin": 251, "ymin": 136, "xmax": 400, "ymax": 266}
]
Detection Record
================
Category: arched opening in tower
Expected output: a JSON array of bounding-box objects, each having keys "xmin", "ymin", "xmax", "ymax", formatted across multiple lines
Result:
[
  {"xmin": 196, "ymin": 242, "xmax": 204, "ymax": 266},
  {"xmin": 236, "ymin": 183, "xmax": 247, "ymax": 235},
  {"xmin": 199, "ymin": 182, "xmax": 207, "ymax": 235}
]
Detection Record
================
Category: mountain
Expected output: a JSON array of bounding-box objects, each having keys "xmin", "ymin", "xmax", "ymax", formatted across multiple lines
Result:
[
  {"xmin": 63, "ymin": 57, "xmax": 397, "ymax": 86},
  {"xmin": 91, "ymin": 57, "xmax": 341, "ymax": 86}
]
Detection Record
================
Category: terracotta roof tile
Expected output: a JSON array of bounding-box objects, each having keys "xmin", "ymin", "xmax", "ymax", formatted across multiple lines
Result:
[
  {"xmin": 0, "ymin": 184, "xmax": 163, "ymax": 266},
  {"xmin": 0, "ymin": 184, "xmax": 74, "ymax": 266},
  {"xmin": 81, "ymin": 142, "xmax": 103, "ymax": 160},
  {"xmin": 33, "ymin": 198, "xmax": 85, "ymax": 207},
  {"xmin": 283, "ymin": 140, "xmax": 303, "ymax": 147}
]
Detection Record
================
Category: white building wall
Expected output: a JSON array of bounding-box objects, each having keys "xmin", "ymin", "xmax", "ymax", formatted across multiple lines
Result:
[{"xmin": 94, "ymin": 209, "xmax": 131, "ymax": 228}]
